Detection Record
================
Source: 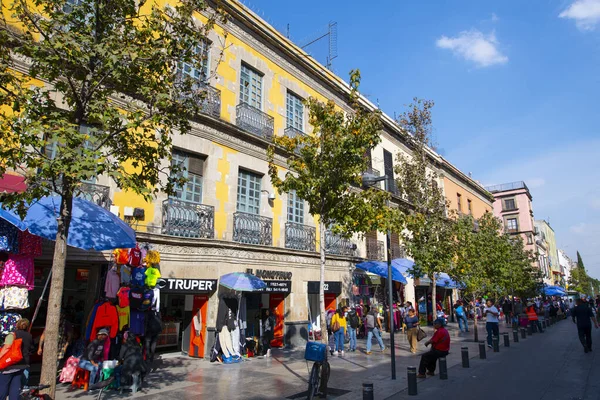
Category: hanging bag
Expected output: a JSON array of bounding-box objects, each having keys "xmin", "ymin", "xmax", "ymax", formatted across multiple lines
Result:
[
  {"xmin": 416, "ymin": 327, "xmax": 427, "ymax": 342},
  {"xmin": 0, "ymin": 335, "xmax": 23, "ymax": 370}
]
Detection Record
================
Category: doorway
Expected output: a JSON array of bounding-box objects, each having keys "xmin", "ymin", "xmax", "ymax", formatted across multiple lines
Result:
[
  {"xmin": 189, "ymin": 295, "xmax": 209, "ymax": 358},
  {"xmin": 269, "ymin": 294, "xmax": 285, "ymax": 347}
]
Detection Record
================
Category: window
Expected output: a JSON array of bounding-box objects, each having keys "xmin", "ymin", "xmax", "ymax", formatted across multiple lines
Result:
[
  {"xmin": 287, "ymin": 190, "xmax": 304, "ymax": 224},
  {"xmin": 527, "ymin": 234, "xmax": 533, "ymax": 245},
  {"xmin": 457, "ymin": 193, "xmax": 463, "ymax": 213},
  {"xmin": 467, "ymin": 199, "xmax": 472, "ymax": 215},
  {"xmin": 505, "ymin": 218, "xmax": 518, "ymax": 232},
  {"xmin": 240, "ymin": 64, "xmax": 263, "ymax": 109},
  {"xmin": 504, "ymin": 198, "xmax": 516, "ymax": 211},
  {"xmin": 286, "ymin": 91, "xmax": 304, "ymax": 131},
  {"xmin": 237, "ymin": 170, "xmax": 261, "ymax": 214},
  {"xmin": 383, "ymin": 149, "xmax": 396, "ymax": 194},
  {"xmin": 171, "ymin": 150, "xmax": 204, "ymax": 204},
  {"xmin": 178, "ymin": 40, "xmax": 210, "ymax": 82},
  {"xmin": 44, "ymin": 125, "xmax": 97, "ymax": 183}
]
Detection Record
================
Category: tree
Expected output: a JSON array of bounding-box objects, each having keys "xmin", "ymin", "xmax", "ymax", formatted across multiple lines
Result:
[
  {"xmin": 394, "ymin": 99, "xmax": 455, "ymax": 322},
  {"xmin": 569, "ymin": 251, "xmax": 592, "ymax": 295},
  {"xmin": 0, "ymin": 0, "xmax": 223, "ymax": 395},
  {"xmin": 497, "ymin": 233, "xmax": 542, "ymax": 305},
  {"xmin": 267, "ymin": 70, "xmax": 403, "ymax": 343}
]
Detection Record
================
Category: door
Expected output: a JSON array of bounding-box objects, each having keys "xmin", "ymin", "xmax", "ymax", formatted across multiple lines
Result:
[
  {"xmin": 270, "ymin": 294, "xmax": 285, "ymax": 348},
  {"xmin": 189, "ymin": 295, "xmax": 208, "ymax": 358},
  {"xmin": 324, "ymin": 293, "xmax": 337, "ymax": 312}
]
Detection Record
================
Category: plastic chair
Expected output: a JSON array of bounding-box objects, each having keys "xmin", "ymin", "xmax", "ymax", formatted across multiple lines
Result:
[{"xmin": 71, "ymin": 367, "xmax": 90, "ymax": 391}]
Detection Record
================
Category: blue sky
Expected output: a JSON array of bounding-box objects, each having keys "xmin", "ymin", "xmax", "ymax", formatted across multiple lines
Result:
[{"xmin": 242, "ymin": 0, "xmax": 600, "ymax": 276}]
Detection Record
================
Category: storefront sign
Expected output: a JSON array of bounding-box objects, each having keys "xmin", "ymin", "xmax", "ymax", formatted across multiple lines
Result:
[
  {"xmin": 308, "ymin": 281, "xmax": 342, "ymax": 294},
  {"xmin": 76, "ymin": 269, "xmax": 89, "ymax": 282},
  {"xmin": 248, "ymin": 269, "xmax": 292, "ymax": 280},
  {"xmin": 256, "ymin": 280, "xmax": 291, "ymax": 293},
  {"xmin": 157, "ymin": 278, "xmax": 218, "ymax": 294}
]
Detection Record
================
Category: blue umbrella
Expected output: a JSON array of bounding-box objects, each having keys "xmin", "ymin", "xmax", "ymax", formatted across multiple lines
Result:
[
  {"xmin": 436, "ymin": 272, "xmax": 462, "ymax": 289},
  {"xmin": 355, "ymin": 260, "xmax": 408, "ymax": 284},
  {"xmin": 220, "ymin": 272, "xmax": 267, "ymax": 291},
  {"xmin": 544, "ymin": 285, "xmax": 567, "ymax": 296},
  {"xmin": 0, "ymin": 195, "xmax": 136, "ymax": 251}
]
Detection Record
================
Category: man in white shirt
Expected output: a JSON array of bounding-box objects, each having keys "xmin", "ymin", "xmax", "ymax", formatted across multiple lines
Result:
[{"xmin": 483, "ymin": 299, "xmax": 500, "ymax": 348}]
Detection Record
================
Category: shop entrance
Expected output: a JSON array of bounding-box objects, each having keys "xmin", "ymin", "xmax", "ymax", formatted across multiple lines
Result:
[
  {"xmin": 269, "ymin": 294, "xmax": 285, "ymax": 347},
  {"xmin": 189, "ymin": 295, "xmax": 209, "ymax": 358},
  {"xmin": 325, "ymin": 293, "xmax": 337, "ymax": 311}
]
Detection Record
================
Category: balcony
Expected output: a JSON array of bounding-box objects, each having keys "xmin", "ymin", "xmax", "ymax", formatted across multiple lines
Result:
[
  {"xmin": 236, "ymin": 103, "xmax": 274, "ymax": 140},
  {"xmin": 75, "ymin": 182, "xmax": 111, "ymax": 210},
  {"xmin": 233, "ymin": 212, "xmax": 272, "ymax": 246},
  {"xmin": 485, "ymin": 181, "xmax": 529, "ymax": 194},
  {"xmin": 162, "ymin": 198, "xmax": 214, "ymax": 238},
  {"xmin": 176, "ymin": 75, "xmax": 221, "ymax": 119},
  {"xmin": 325, "ymin": 231, "xmax": 357, "ymax": 257},
  {"xmin": 366, "ymin": 239, "xmax": 385, "ymax": 261},
  {"xmin": 391, "ymin": 244, "xmax": 406, "ymax": 259},
  {"xmin": 285, "ymin": 222, "xmax": 316, "ymax": 252}
]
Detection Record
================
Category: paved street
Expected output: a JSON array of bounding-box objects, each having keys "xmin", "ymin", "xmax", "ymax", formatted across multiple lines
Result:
[{"xmin": 49, "ymin": 319, "xmax": 596, "ymax": 400}]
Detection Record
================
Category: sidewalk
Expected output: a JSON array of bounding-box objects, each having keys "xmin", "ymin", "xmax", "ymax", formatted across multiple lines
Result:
[{"xmin": 53, "ymin": 320, "xmax": 555, "ymax": 399}]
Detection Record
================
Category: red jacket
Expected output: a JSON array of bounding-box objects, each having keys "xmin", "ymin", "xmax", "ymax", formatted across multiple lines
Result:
[
  {"xmin": 91, "ymin": 302, "xmax": 119, "ymax": 338},
  {"xmin": 430, "ymin": 327, "xmax": 450, "ymax": 352}
]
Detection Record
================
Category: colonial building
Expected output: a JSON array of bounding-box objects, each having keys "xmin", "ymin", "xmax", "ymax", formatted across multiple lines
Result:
[{"xmin": 535, "ymin": 220, "xmax": 560, "ymax": 286}]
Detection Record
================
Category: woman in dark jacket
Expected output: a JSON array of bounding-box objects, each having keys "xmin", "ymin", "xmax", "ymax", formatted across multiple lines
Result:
[
  {"xmin": 261, "ymin": 309, "xmax": 274, "ymax": 357},
  {"xmin": 0, "ymin": 318, "xmax": 33, "ymax": 400}
]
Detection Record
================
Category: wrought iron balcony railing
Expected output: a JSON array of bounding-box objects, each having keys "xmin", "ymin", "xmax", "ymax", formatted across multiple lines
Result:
[
  {"xmin": 236, "ymin": 103, "xmax": 274, "ymax": 140},
  {"xmin": 282, "ymin": 126, "xmax": 307, "ymax": 154},
  {"xmin": 391, "ymin": 244, "xmax": 406, "ymax": 259},
  {"xmin": 285, "ymin": 222, "xmax": 316, "ymax": 252},
  {"xmin": 176, "ymin": 74, "xmax": 221, "ymax": 119},
  {"xmin": 75, "ymin": 182, "xmax": 111, "ymax": 210},
  {"xmin": 162, "ymin": 198, "xmax": 214, "ymax": 238},
  {"xmin": 325, "ymin": 230, "xmax": 357, "ymax": 257},
  {"xmin": 366, "ymin": 239, "xmax": 385, "ymax": 261},
  {"xmin": 233, "ymin": 212, "xmax": 272, "ymax": 246}
]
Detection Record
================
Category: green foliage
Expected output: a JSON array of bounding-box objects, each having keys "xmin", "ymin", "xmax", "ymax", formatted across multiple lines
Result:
[
  {"xmin": 0, "ymin": 0, "xmax": 225, "ymax": 207},
  {"xmin": 569, "ymin": 251, "xmax": 593, "ymax": 295},
  {"xmin": 267, "ymin": 70, "xmax": 403, "ymax": 236},
  {"xmin": 394, "ymin": 99, "xmax": 453, "ymax": 283}
]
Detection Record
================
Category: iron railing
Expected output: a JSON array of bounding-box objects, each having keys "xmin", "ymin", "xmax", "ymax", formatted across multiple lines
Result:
[
  {"xmin": 391, "ymin": 244, "xmax": 406, "ymax": 259},
  {"xmin": 485, "ymin": 181, "xmax": 529, "ymax": 193},
  {"xmin": 75, "ymin": 182, "xmax": 111, "ymax": 210},
  {"xmin": 233, "ymin": 212, "xmax": 272, "ymax": 246},
  {"xmin": 366, "ymin": 239, "xmax": 385, "ymax": 261},
  {"xmin": 285, "ymin": 222, "xmax": 316, "ymax": 252},
  {"xmin": 325, "ymin": 230, "xmax": 356, "ymax": 257},
  {"xmin": 236, "ymin": 103, "xmax": 274, "ymax": 139},
  {"xmin": 176, "ymin": 74, "xmax": 221, "ymax": 119},
  {"xmin": 283, "ymin": 126, "xmax": 307, "ymax": 153},
  {"xmin": 162, "ymin": 198, "xmax": 214, "ymax": 238}
]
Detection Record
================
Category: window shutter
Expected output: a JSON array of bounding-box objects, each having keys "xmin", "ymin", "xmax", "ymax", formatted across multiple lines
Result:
[{"xmin": 188, "ymin": 154, "xmax": 204, "ymax": 176}]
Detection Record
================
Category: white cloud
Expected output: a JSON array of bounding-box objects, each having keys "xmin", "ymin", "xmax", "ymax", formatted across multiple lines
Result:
[
  {"xmin": 526, "ymin": 178, "xmax": 546, "ymax": 188},
  {"xmin": 436, "ymin": 30, "xmax": 508, "ymax": 67},
  {"xmin": 559, "ymin": 0, "xmax": 600, "ymax": 31},
  {"xmin": 570, "ymin": 222, "xmax": 587, "ymax": 234},
  {"xmin": 491, "ymin": 13, "xmax": 499, "ymax": 23}
]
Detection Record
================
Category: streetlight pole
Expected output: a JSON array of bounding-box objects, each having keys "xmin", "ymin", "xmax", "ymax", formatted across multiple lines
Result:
[{"xmin": 362, "ymin": 172, "xmax": 396, "ymax": 380}]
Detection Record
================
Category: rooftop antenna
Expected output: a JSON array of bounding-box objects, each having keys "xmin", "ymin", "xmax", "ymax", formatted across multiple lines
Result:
[{"xmin": 300, "ymin": 21, "xmax": 338, "ymax": 70}]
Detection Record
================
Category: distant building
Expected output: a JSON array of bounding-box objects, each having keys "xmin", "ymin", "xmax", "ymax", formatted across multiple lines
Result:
[
  {"xmin": 536, "ymin": 220, "xmax": 561, "ymax": 286},
  {"xmin": 558, "ymin": 249, "xmax": 574, "ymax": 289}
]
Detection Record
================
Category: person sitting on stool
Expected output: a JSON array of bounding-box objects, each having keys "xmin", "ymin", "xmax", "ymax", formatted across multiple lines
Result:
[{"xmin": 417, "ymin": 318, "xmax": 450, "ymax": 378}]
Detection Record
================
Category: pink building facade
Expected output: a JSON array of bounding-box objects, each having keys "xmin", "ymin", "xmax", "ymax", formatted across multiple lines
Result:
[{"xmin": 486, "ymin": 181, "xmax": 537, "ymax": 255}]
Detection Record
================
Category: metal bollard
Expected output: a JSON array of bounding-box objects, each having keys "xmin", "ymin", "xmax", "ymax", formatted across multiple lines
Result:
[
  {"xmin": 532, "ymin": 321, "xmax": 538, "ymax": 333},
  {"xmin": 513, "ymin": 330, "xmax": 519, "ymax": 343},
  {"xmin": 461, "ymin": 347, "xmax": 470, "ymax": 368},
  {"xmin": 521, "ymin": 328, "xmax": 527, "ymax": 339},
  {"xmin": 542, "ymin": 320, "xmax": 547, "ymax": 329},
  {"xmin": 362, "ymin": 383, "xmax": 374, "ymax": 400},
  {"xmin": 492, "ymin": 336, "xmax": 500, "ymax": 352},
  {"xmin": 527, "ymin": 324, "xmax": 533, "ymax": 335},
  {"xmin": 439, "ymin": 357, "xmax": 448, "ymax": 380},
  {"xmin": 503, "ymin": 332, "xmax": 510, "ymax": 347},
  {"xmin": 407, "ymin": 367, "xmax": 418, "ymax": 396},
  {"xmin": 479, "ymin": 341, "xmax": 486, "ymax": 359}
]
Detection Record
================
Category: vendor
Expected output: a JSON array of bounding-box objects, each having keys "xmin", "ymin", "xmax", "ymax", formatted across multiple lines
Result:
[{"xmin": 78, "ymin": 328, "xmax": 108, "ymax": 385}]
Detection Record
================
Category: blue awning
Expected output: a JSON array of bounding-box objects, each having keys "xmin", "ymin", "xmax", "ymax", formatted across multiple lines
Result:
[{"xmin": 355, "ymin": 260, "xmax": 408, "ymax": 284}]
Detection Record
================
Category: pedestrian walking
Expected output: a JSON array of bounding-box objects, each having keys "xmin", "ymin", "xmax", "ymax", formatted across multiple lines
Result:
[
  {"xmin": 501, "ymin": 298, "xmax": 512, "ymax": 325},
  {"xmin": 455, "ymin": 301, "xmax": 469, "ymax": 332},
  {"xmin": 417, "ymin": 318, "xmax": 450, "ymax": 378},
  {"xmin": 331, "ymin": 307, "xmax": 347, "ymax": 356},
  {"xmin": 261, "ymin": 309, "xmax": 275, "ymax": 357},
  {"xmin": 0, "ymin": 318, "xmax": 32, "ymax": 400},
  {"xmin": 347, "ymin": 307, "xmax": 360, "ymax": 352},
  {"xmin": 571, "ymin": 298, "xmax": 599, "ymax": 353},
  {"xmin": 365, "ymin": 304, "xmax": 385, "ymax": 354},
  {"xmin": 405, "ymin": 309, "xmax": 419, "ymax": 354},
  {"xmin": 526, "ymin": 302, "xmax": 543, "ymax": 332},
  {"xmin": 483, "ymin": 299, "xmax": 500, "ymax": 348}
]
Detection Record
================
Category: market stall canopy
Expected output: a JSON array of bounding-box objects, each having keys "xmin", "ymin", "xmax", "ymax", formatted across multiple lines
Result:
[
  {"xmin": 0, "ymin": 174, "xmax": 27, "ymax": 194},
  {"xmin": 544, "ymin": 285, "xmax": 567, "ymax": 296},
  {"xmin": 0, "ymin": 195, "xmax": 136, "ymax": 251},
  {"xmin": 436, "ymin": 272, "xmax": 463, "ymax": 289},
  {"xmin": 355, "ymin": 259, "xmax": 409, "ymax": 284},
  {"xmin": 219, "ymin": 272, "xmax": 267, "ymax": 291}
]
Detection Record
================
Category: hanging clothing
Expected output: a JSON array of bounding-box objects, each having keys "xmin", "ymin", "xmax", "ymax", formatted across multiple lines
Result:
[
  {"xmin": 129, "ymin": 287, "xmax": 144, "ymax": 310},
  {"xmin": 129, "ymin": 310, "xmax": 145, "ymax": 335},
  {"xmin": 238, "ymin": 297, "xmax": 247, "ymax": 330},
  {"xmin": 85, "ymin": 302, "xmax": 103, "ymax": 340},
  {"xmin": 131, "ymin": 267, "xmax": 145, "ymax": 287},
  {"xmin": 116, "ymin": 305, "xmax": 130, "ymax": 331},
  {"xmin": 151, "ymin": 287, "xmax": 160, "ymax": 311},
  {"xmin": 114, "ymin": 248, "xmax": 129, "ymax": 265},
  {"xmin": 0, "ymin": 219, "xmax": 19, "ymax": 253},
  {"xmin": 120, "ymin": 265, "xmax": 131, "ymax": 285},
  {"xmin": 0, "ymin": 312, "xmax": 21, "ymax": 340},
  {"xmin": 139, "ymin": 288, "xmax": 154, "ymax": 311},
  {"xmin": 0, "ymin": 286, "xmax": 29, "ymax": 309},
  {"xmin": 0, "ymin": 254, "xmax": 34, "ymax": 289},
  {"xmin": 104, "ymin": 268, "xmax": 120, "ymax": 298},
  {"xmin": 90, "ymin": 302, "xmax": 119, "ymax": 339},
  {"xmin": 129, "ymin": 246, "xmax": 142, "ymax": 267},
  {"xmin": 17, "ymin": 230, "xmax": 42, "ymax": 257},
  {"xmin": 145, "ymin": 267, "xmax": 161, "ymax": 287},
  {"xmin": 117, "ymin": 286, "xmax": 130, "ymax": 308}
]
